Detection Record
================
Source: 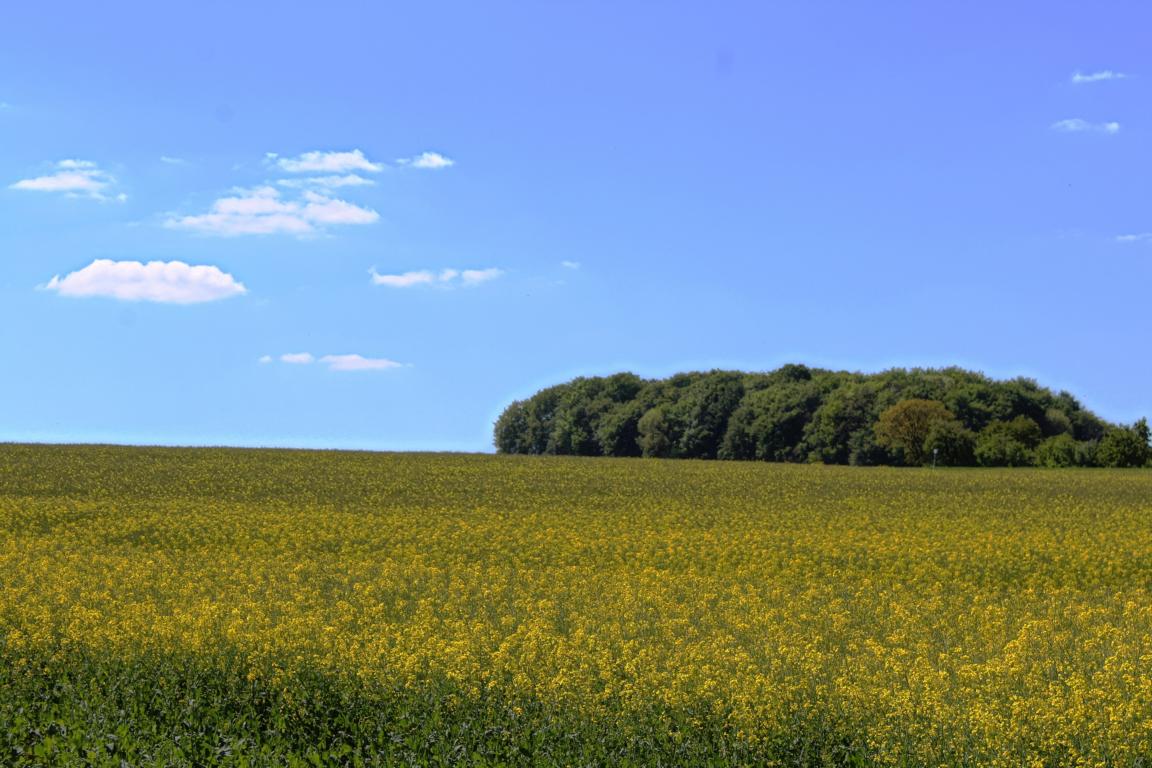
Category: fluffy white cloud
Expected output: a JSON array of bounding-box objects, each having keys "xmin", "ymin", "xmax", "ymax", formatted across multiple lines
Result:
[
  {"xmin": 280, "ymin": 352, "xmax": 315, "ymax": 364},
  {"xmin": 166, "ymin": 186, "xmax": 378, "ymax": 236},
  {"xmin": 1051, "ymin": 118, "xmax": 1120, "ymax": 134},
  {"xmin": 370, "ymin": 266, "xmax": 502, "ymax": 288},
  {"xmin": 319, "ymin": 354, "xmax": 404, "ymax": 371},
  {"xmin": 277, "ymin": 174, "xmax": 375, "ymax": 190},
  {"xmin": 1116, "ymin": 233, "xmax": 1152, "ymax": 243},
  {"xmin": 10, "ymin": 159, "xmax": 121, "ymax": 201},
  {"xmin": 258, "ymin": 355, "xmax": 273, "ymax": 364},
  {"xmin": 299, "ymin": 191, "xmax": 379, "ymax": 225},
  {"xmin": 43, "ymin": 259, "xmax": 246, "ymax": 304},
  {"xmin": 1071, "ymin": 70, "xmax": 1128, "ymax": 84},
  {"xmin": 272, "ymin": 149, "xmax": 383, "ymax": 174},
  {"xmin": 397, "ymin": 151, "xmax": 454, "ymax": 169}
]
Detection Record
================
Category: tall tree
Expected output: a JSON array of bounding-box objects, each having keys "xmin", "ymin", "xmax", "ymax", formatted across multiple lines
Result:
[{"xmin": 874, "ymin": 399, "xmax": 956, "ymax": 466}]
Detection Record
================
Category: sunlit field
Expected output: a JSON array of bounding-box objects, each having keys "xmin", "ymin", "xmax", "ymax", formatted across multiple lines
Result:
[{"xmin": 1, "ymin": 444, "xmax": 1151, "ymax": 766}]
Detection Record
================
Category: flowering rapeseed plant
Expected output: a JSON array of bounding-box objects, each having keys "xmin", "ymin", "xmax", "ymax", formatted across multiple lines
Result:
[{"xmin": 0, "ymin": 445, "xmax": 1150, "ymax": 765}]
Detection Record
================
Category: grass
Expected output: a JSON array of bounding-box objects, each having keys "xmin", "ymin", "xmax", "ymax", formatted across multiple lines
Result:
[{"xmin": 1, "ymin": 444, "xmax": 1151, "ymax": 766}]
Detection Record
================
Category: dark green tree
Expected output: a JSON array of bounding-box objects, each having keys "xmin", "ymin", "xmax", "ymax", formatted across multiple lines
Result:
[
  {"xmin": 595, "ymin": 401, "xmax": 645, "ymax": 457},
  {"xmin": 923, "ymin": 419, "xmax": 976, "ymax": 466},
  {"xmin": 493, "ymin": 365, "xmax": 1131, "ymax": 466},
  {"xmin": 493, "ymin": 400, "xmax": 529, "ymax": 454},
  {"xmin": 672, "ymin": 372, "xmax": 746, "ymax": 459},
  {"xmin": 802, "ymin": 380, "xmax": 876, "ymax": 464},
  {"xmin": 974, "ymin": 421, "xmax": 1035, "ymax": 467},
  {"xmin": 1097, "ymin": 418, "xmax": 1151, "ymax": 468},
  {"xmin": 719, "ymin": 380, "xmax": 824, "ymax": 462},
  {"xmin": 1036, "ymin": 434, "xmax": 1078, "ymax": 468}
]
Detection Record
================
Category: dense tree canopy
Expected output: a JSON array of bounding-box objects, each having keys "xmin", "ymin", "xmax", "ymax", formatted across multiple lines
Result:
[{"xmin": 494, "ymin": 366, "xmax": 1150, "ymax": 468}]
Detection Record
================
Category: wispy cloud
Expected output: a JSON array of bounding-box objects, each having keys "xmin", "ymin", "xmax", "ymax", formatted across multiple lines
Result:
[
  {"xmin": 320, "ymin": 354, "xmax": 404, "ymax": 371},
  {"xmin": 277, "ymin": 174, "xmax": 375, "ymax": 190},
  {"xmin": 261, "ymin": 352, "xmax": 405, "ymax": 371},
  {"xmin": 460, "ymin": 268, "xmax": 502, "ymax": 285},
  {"xmin": 1116, "ymin": 233, "xmax": 1152, "ymax": 243},
  {"xmin": 1071, "ymin": 70, "xmax": 1128, "ymax": 84},
  {"xmin": 160, "ymin": 156, "xmax": 187, "ymax": 165},
  {"xmin": 0, "ymin": 101, "xmax": 12, "ymax": 111},
  {"xmin": 42, "ymin": 259, "xmax": 246, "ymax": 303},
  {"xmin": 271, "ymin": 149, "xmax": 383, "ymax": 174},
  {"xmin": 166, "ymin": 186, "xmax": 378, "ymax": 237},
  {"xmin": 10, "ymin": 159, "xmax": 124, "ymax": 201},
  {"xmin": 369, "ymin": 266, "xmax": 502, "ymax": 288},
  {"xmin": 396, "ymin": 151, "xmax": 454, "ymax": 169},
  {"xmin": 369, "ymin": 269, "xmax": 437, "ymax": 288},
  {"xmin": 1050, "ymin": 118, "xmax": 1120, "ymax": 134},
  {"xmin": 561, "ymin": 260, "xmax": 581, "ymax": 270}
]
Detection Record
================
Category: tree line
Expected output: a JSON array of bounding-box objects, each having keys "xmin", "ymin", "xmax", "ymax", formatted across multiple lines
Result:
[{"xmin": 494, "ymin": 365, "xmax": 1151, "ymax": 467}]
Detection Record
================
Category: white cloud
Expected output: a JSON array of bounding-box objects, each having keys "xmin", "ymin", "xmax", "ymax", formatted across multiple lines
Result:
[
  {"xmin": 273, "ymin": 149, "xmax": 383, "ymax": 174},
  {"xmin": 561, "ymin": 260, "xmax": 581, "ymax": 269},
  {"xmin": 277, "ymin": 174, "xmax": 375, "ymax": 190},
  {"xmin": 166, "ymin": 185, "xmax": 378, "ymax": 237},
  {"xmin": 258, "ymin": 355, "xmax": 273, "ymax": 364},
  {"xmin": 299, "ymin": 190, "xmax": 379, "ymax": 225},
  {"xmin": 160, "ymin": 156, "xmax": 187, "ymax": 165},
  {"xmin": 42, "ymin": 259, "xmax": 246, "ymax": 304},
  {"xmin": 461, "ymin": 268, "xmax": 503, "ymax": 285},
  {"xmin": 397, "ymin": 151, "xmax": 454, "ymax": 169},
  {"xmin": 1051, "ymin": 118, "xmax": 1120, "ymax": 134},
  {"xmin": 319, "ymin": 354, "xmax": 404, "ymax": 371},
  {"xmin": 370, "ymin": 269, "xmax": 437, "ymax": 287},
  {"xmin": 370, "ymin": 266, "xmax": 502, "ymax": 288},
  {"xmin": 10, "ymin": 159, "xmax": 120, "ymax": 200},
  {"xmin": 0, "ymin": 101, "xmax": 12, "ymax": 110},
  {"xmin": 262, "ymin": 352, "xmax": 406, "ymax": 371},
  {"xmin": 1071, "ymin": 70, "xmax": 1128, "ymax": 84},
  {"xmin": 1116, "ymin": 233, "xmax": 1152, "ymax": 243}
]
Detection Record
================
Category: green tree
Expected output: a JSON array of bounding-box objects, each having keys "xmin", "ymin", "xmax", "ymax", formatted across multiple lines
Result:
[
  {"xmin": 1036, "ymin": 434, "xmax": 1078, "ymax": 468},
  {"xmin": 923, "ymin": 419, "xmax": 976, "ymax": 466},
  {"xmin": 1005, "ymin": 415, "xmax": 1043, "ymax": 449},
  {"xmin": 493, "ymin": 400, "xmax": 529, "ymax": 454},
  {"xmin": 719, "ymin": 380, "xmax": 824, "ymax": 462},
  {"xmin": 637, "ymin": 407, "xmax": 674, "ymax": 458},
  {"xmin": 595, "ymin": 401, "xmax": 645, "ymax": 457},
  {"xmin": 491, "ymin": 365, "xmax": 1132, "ymax": 464},
  {"xmin": 974, "ymin": 421, "xmax": 1035, "ymax": 467},
  {"xmin": 803, "ymin": 380, "xmax": 876, "ymax": 464},
  {"xmin": 1097, "ymin": 418, "xmax": 1151, "ymax": 468},
  {"xmin": 673, "ymin": 372, "xmax": 746, "ymax": 459},
  {"xmin": 520, "ymin": 385, "xmax": 565, "ymax": 454},
  {"xmin": 874, "ymin": 399, "xmax": 956, "ymax": 466},
  {"xmin": 1042, "ymin": 407, "xmax": 1073, "ymax": 437}
]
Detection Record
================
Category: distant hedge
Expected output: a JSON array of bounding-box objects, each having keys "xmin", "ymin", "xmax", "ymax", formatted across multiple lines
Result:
[{"xmin": 494, "ymin": 366, "xmax": 1150, "ymax": 467}]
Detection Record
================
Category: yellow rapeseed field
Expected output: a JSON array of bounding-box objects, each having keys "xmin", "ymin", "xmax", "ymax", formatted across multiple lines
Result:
[{"xmin": 1, "ymin": 444, "xmax": 1151, "ymax": 765}]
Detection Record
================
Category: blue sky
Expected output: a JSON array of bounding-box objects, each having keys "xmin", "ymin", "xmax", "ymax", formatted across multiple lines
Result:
[{"xmin": 1, "ymin": 0, "xmax": 1149, "ymax": 451}]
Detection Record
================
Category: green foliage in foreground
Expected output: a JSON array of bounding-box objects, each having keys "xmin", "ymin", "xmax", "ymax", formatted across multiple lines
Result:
[
  {"xmin": 0, "ymin": 650, "xmax": 858, "ymax": 768},
  {"xmin": 494, "ymin": 365, "xmax": 1151, "ymax": 467}
]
